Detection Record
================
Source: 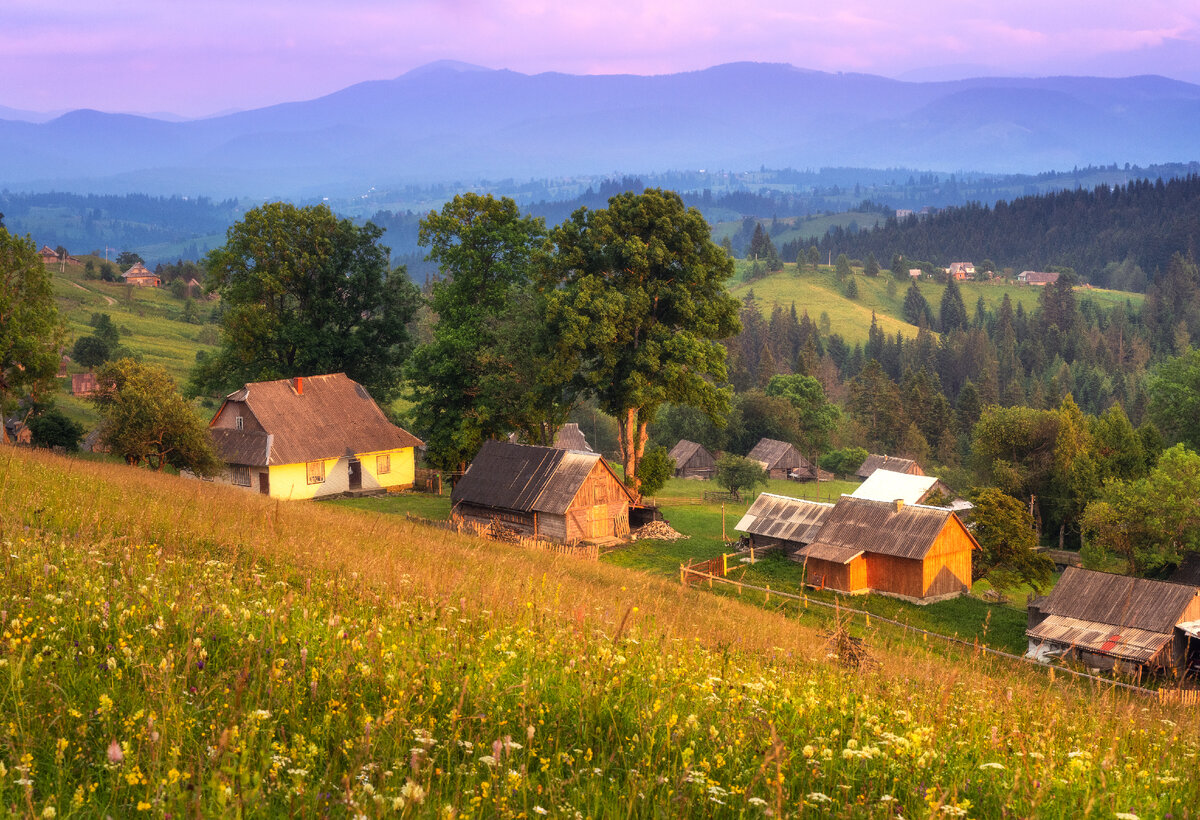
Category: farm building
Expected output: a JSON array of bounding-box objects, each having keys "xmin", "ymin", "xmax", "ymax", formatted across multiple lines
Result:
[
  {"xmin": 734, "ymin": 494, "xmax": 834, "ymax": 553},
  {"xmin": 121, "ymin": 262, "xmax": 160, "ymax": 287},
  {"xmin": 948, "ymin": 262, "xmax": 975, "ymax": 280},
  {"xmin": 747, "ymin": 438, "xmax": 817, "ymax": 481},
  {"xmin": 451, "ymin": 440, "xmax": 636, "ymax": 544},
  {"xmin": 2, "ymin": 416, "xmax": 31, "ymax": 446},
  {"xmin": 1026, "ymin": 566, "xmax": 1200, "ymax": 676},
  {"xmin": 851, "ymin": 469, "xmax": 953, "ymax": 506},
  {"xmin": 553, "ymin": 422, "xmax": 594, "ymax": 452},
  {"xmin": 668, "ymin": 439, "xmax": 716, "ymax": 479},
  {"xmin": 206, "ymin": 373, "xmax": 422, "ymax": 499},
  {"xmin": 1017, "ymin": 271, "xmax": 1060, "ymax": 286},
  {"xmin": 71, "ymin": 372, "xmax": 100, "ymax": 396},
  {"xmin": 855, "ymin": 454, "xmax": 923, "ymax": 479},
  {"xmin": 793, "ymin": 496, "xmax": 978, "ymax": 603}
]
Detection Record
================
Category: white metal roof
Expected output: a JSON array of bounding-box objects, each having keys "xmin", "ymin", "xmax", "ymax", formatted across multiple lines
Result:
[{"xmin": 850, "ymin": 469, "xmax": 940, "ymax": 505}]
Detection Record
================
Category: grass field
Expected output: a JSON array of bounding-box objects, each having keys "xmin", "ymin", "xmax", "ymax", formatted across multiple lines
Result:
[
  {"xmin": 729, "ymin": 263, "xmax": 1143, "ymax": 346},
  {"xmin": 4, "ymin": 447, "xmax": 1199, "ymax": 818}
]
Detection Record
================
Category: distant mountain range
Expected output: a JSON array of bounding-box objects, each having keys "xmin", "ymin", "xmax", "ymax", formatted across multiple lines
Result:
[{"xmin": 3, "ymin": 62, "xmax": 1200, "ymax": 198}]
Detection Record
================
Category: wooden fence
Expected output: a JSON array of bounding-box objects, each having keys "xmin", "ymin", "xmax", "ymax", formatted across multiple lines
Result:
[
  {"xmin": 405, "ymin": 512, "xmax": 599, "ymax": 561},
  {"xmin": 676, "ymin": 563, "xmax": 1195, "ymax": 702}
]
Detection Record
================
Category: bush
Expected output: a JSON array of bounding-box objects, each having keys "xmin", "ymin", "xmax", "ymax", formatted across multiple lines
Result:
[
  {"xmin": 818, "ymin": 446, "xmax": 868, "ymax": 477},
  {"xmin": 27, "ymin": 406, "xmax": 84, "ymax": 451},
  {"xmin": 635, "ymin": 444, "xmax": 674, "ymax": 496}
]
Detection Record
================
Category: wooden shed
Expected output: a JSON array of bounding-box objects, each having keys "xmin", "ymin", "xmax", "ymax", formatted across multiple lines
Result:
[
  {"xmin": 855, "ymin": 454, "xmax": 923, "ymax": 479},
  {"xmin": 794, "ymin": 496, "xmax": 978, "ymax": 603},
  {"xmin": 668, "ymin": 439, "xmax": 716, "ymax": 479},
  {"xmin": 747, "ymin": 438, "xmax": 816, "ymax": 481},
  {"xmin": 1026, "ymin": 567, "xmax": 1200, "ymax": 676},
  {"xmin": 451, "ymin": 440, "xmax": 636, "ymax": 544},
  {"xmin": 734, "ymin": 494, "xmax": 834, "ymax": 552}
]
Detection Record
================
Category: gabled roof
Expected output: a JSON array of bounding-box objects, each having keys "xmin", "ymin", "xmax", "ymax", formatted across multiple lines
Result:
[
  {"xmin": 1035, "ymin": 567, "xmax": 1198, "ymax": 635},
  {"xmin": 553, "ymin": 422, "xmax": 593, "ymax": 453},
  {"xmin": 122, "ymin": 262, "xmax": 156, "ymax": 279},
  {"xmin": 799, "ymin": 496, "xmax": 974, "ymax": 561},
  {"xmin": 209, "ymin": 373, "xmax": 422, "ymax": 466},
  {"xmin": 668, "ymin": 439, "xmax": 710, "ymax": 466},
  {"xmin": 747, "ymin": 438, "xmax": 810, "ymax": 470},
  {"xmin": 1019, "ymin": 271, "xmax": 1060, "ymax": 284},
  {"xmin": 451, "ymin": 440, "xmax": 635, "ymax": 515},
  {"xmin": 851, "ymin": 469, "xmax": 941, "ymax": 505},
  {"xmin": 735, "ymin": 493, "xmax": 834, "ymax": 544},
  {"xmin": 855, "ymin": 454, "xmax": 921, "ymax": 479}
]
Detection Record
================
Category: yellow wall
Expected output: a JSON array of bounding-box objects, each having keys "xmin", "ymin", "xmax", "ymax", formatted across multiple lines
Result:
[{"xmin": 263, "ymin": 447, "xmax": 415, "ymax": 500}]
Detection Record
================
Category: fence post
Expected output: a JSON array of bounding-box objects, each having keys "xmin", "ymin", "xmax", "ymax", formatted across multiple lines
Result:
[{"xmin": 722, "ymin": 553, "xmax": 728, "ymax": 576}]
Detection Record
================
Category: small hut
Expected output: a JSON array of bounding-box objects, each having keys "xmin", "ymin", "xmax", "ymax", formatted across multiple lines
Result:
[
  {"xmin": 747, "ymin": 438, "xmax": 816, "ymax": 481},
  {"xmin": 668, "ymin": 440, "xmax": 716, "ymax": 479},
  {"xmin": 1026, "ymin": 566, "xmax": 1200, "ymax": 676},
  {"xmin": 794, "ymin": 496, "xmax": 977, "ymax": 603},
  {"xmin": 735, "ymin": 494, "xmax": 834, "ymax": 553},
  {"xmin": 451, "ymin": 440, "xmax": 636, "ymax": 544},
  {"xmin": 855, "ymin": 454, "xmax": 923, "ymax": 479}
]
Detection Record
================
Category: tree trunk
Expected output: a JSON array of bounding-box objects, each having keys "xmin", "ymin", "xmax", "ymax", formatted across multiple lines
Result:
[{"xmin": 618, "ymin": 406, "xmax": 647, "ymax": 499}]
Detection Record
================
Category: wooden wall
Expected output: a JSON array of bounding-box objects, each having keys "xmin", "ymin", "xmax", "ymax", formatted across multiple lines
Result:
[
  {"xmin": 678, "ymin": 449, "xmax": 715, "ymax": 478},
  {"xmin": 921, "ymin": 518, "xmax": 974, "ymax": 597},
  {"xmin": 866, "ymin": 554, "xmax": 925, "ymax": 599},
  {"xmin": 806, "ymin": 556, "xmax": 867, "ymax": 593},
  {"xmin": 564, "ymin": 462, "xmax": 630, "ymax": 542}
]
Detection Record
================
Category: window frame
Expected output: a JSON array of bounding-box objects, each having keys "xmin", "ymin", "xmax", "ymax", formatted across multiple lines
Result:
[
  {"xmin": 230, "ymin": 464, "xmax": 251, "ymax": 487},
  {"xmin": 376, "ymin": 453, "xmax": 391, "ymax": 475},
  {"xmin": 306, "ymin": 460, "xmax": 325, "ymax": 485}
]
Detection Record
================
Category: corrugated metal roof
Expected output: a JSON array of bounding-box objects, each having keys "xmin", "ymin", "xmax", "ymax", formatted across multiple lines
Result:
[
  {"xmin": 803, "ymin": 496, "xmax": 971, "ymax": 560},
  {"xmin": 1027, "ymin": 614, "xmax": 1171, "ymax": 663},
  {"xmin": 855, "ymin": 454, "xmax": 921, "ymax": 479},
  {"xmin": 451, "ymin": 440, "xmax": 634, "ymax": 515},
  {"xmin": 746, "ymin": 438, "xmax": 812, "ymax": 472},
  {"xmin": 1039, "ymin": 566, "xmax": 1200, "ymax": 634},
  {"xmin": 851, "ymin": 469, "xmax": 940, "ymax": 505},
  {"xmin": 209, "ymin": 374, "xmax": 422, "ymax": 466},
  {"xmin": 735, "ymin": 493, "xmax": 834, "ymax": 544},
  {"xmin": 796, "ymin": 542, "xmax": 864, "ymax": 564}
]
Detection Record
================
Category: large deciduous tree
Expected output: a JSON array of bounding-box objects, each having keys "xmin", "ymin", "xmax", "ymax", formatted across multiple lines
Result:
[
  {"xmin": 405, "ymin": 194, "xmax": 557, "ymax": 471},
  {"xmin": 1147, "ymin": 348, "xmax": 1200, "ymax": 451},
  {"xmin": 191, "ymin": 203, "xmax": 419, "ymax": 403},
  {"xmin": 94, "ymin": 359, "xmax": 221, "ymax": 475},
  {"xmin": 764, "ymin": 373, "xmax": 839, "ymax": 455},
  {"xmin": 1, "ymin": 228, "xmax": 63, "ymax": 441},
  {"xmin": 970, "ymin": 487, "xmax": 1054, "ymax": 593},
  {"xmin": 544, "ymin": 189, "xmax": 740, "ymax": 495}
]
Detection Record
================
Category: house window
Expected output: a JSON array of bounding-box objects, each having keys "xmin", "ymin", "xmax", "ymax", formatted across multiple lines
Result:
[
  {"xmin": 306, "ymin": 460, "xmax": 325, "ymax": 485},
  {"xmin": 376, "ymin": 453, "xmax": 391, "ymax": 474},
  {"xmin": 230, "ymin": 465, "xmax": 251, "ymax": 486},
  {"xmin": 235, "ymin": 415, "xmax": 244, "ymax": 430}
]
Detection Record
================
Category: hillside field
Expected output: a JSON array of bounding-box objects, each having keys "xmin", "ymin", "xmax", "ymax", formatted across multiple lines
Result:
[{"xmin": 4, "ymin": 447, "xmax": 1199, "ymax": 818}]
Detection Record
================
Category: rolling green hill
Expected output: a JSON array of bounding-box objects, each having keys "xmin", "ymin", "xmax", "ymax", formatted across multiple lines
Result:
[{"xmin": 729, "ymin": 262, "xmax": 1143, "ymax": 346}]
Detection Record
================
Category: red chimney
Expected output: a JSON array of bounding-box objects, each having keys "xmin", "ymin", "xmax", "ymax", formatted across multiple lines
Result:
[{"xmin": 295, "ymin": 376, "xmax": 303, "ymax": 395}]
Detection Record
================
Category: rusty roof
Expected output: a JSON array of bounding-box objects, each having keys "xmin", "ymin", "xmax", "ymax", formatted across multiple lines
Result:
[
  {"xmin": 208, "ymin": 373, "xmax": 422, "ymax": 466},
  {"xmin": 735, "ymin": 493, "xmax": 834, "ymax": 544},
  {"xmin": 451, "ymin": 440, "xmax": 634, "ymax": 516},
  {"xmin": 1026, "ymin": 614, "xmax": 1171, "ymax": 663},
  {"xmin": 855, "ymin": 454, "xmax": 921, "ymax": 479},
  {"xmin": 747, "ymin": 438, "xmax": 812, "ymax": 471},
  {"xmin": 1036, "ymin": 566, "xmax": 1199, "ymax": 635},
  {"xmin": 803, "ymin": 496, "xmax": 974, "ymax": 560}
]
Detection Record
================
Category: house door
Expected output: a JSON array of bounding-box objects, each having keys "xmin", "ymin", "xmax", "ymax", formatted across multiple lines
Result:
[
  {"xmin": 258, "ymin": 472, "xmax": 269, "ymax": 495},
  {"xmin": 348, "ymin": 459, "xmax": 362, "ymax": 491}
]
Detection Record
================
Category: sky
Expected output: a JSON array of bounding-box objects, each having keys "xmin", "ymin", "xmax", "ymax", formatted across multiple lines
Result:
[{"xmin": 3, "ymin": 1, "xmax": 1199, "ymax": 118}]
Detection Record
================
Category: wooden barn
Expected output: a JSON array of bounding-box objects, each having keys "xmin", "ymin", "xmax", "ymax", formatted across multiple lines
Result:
[
  {"xmin": 451, "ymin": 440, "xmax": 636, "ymax": 544},
  {"xmin": 121, "ymin": 262, "xmax": 160, "ymax": 287},
  {"xmin": 1026, "ymin": 567, "xmax": 1200, "ymax": 677},
  {"xmin": 668, "ymin": 439, "xmax": 716, "ymax": 479},
  {"xmin": 747, "ymin": 438, "xmax": 816, "ymax": 481},
  {"xmin": 734, "ymin": 494, "xmax": 834, "ymax": 553},
  {"xmin": 794, "ymin": 496, "xmax": 978, "ymax": 603},
  {"xmin": 851, "ymin": 469, "xmax": 953, "ymax": 506},
  {"xmin": 855, "ymin": 454, "xmax": 923, "ymax": 479}
]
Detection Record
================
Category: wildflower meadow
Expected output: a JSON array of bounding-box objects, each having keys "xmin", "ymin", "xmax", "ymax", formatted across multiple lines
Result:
[{"xmin": 2, "ymin": 447, "xmax": 1199, "ymax": 818}]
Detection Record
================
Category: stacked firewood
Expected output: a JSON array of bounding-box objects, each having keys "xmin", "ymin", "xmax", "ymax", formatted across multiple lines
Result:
[{"xmin": 632, "ymin": 520, "xmax": 689, "ymax": 541}]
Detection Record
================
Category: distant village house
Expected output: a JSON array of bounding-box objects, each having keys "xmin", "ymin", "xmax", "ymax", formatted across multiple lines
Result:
[
  {"xmin": 851, "ymin": 468, "xmax": 953, "ymax": 506},
  {"xmin": 947, "ymin": 262, "xmax": 975, "ymax": 281},
  {"xmin": 668, "ymin": 439, "xmax": 716, "ymax": 479},
  {"xmin": 71, "ymin": 372, "xmax": 100, "ymax": 397},
  {"xmin": 855, "ymin": 454, "xmax": 923, "ymax": 480},
  {"xmin": 1017, "ymin": 271, "xmax": 1060, "ymax": 286},
  {"xmin": 122, "ymin": 262, "xmax": 161, "ymax": 287},
  {"xmin": 747, "ymin": 438, "xmax": 818, "ymax": 481}
]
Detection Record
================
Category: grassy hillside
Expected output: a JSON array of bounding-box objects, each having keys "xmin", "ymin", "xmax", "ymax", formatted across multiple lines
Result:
[
  {"xmin": 729, "ymin": 263, "xmax": 1143, "ymax": 346},
  {"xmin": 5, "ymin": 448, "xmax": 1198, "ymax": 818},
  {"xmin": 45, "ymin": 259, "xmax": 220, "ymax": 428}
]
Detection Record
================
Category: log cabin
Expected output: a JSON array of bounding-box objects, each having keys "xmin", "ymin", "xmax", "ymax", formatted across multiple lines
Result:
[{"xmin": 668, "ymin": 439, "xmax": 716, "ymax": 479}]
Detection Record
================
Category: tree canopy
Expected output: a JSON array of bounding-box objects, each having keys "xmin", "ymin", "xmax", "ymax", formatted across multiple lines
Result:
[
  {"xmin": 0, "ymin": 228, "xmax": 63, "ymax": 439},
  {"xmin": 714, "ymin": 454, "xmax": 767, "ymax": 500},
  {"xmin": 970, "ymin": 487, "xmax": 1054, "ymax": 593},
  {"xmin": 191, "ymin": 202, "xmax": 419, "ymax": 403},
  {"xmin": 543, "ymin": 189, "xmax": 740, "ymax": 494},
  {"xmin": 1147, "ymin": 348, "xmax": 1200, "ymax": 451}
]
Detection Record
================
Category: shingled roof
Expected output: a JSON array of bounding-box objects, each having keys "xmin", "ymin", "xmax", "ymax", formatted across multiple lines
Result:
[
  {"xmin": 553, "ymin": 422, "xmax": 593, "ymax": 453},
  {"xmin": 797, "ymin": 496, "xmax": 974, "ymax": 562},
  {"xmin": 668, "ymin": 439, "xmax": 705, "ymax": 466},
  {"xmin": 735, "ymin": 494, "xmax": 834, "ymax": 544},
  {"xmin": 747, "ymin": 438, "xmax": 812, "ymax": 471},
  {"xmin": 855, "ymin": 454, "xmax": 921, "ymax": 479},
  {"xmin": 1027, "ymin": 567, "xmax": 1200, "ymax": 663},
  {"xmin": 209, "ymin": 373, "xmax": 422, "ymax": 466},
  {"xmin": 452, "ymin": 440, "xmax": 634, "ymax": 516}
]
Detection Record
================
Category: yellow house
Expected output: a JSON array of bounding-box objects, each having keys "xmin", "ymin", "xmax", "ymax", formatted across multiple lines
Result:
[{"xmin": 207, "ymin": 373, "xmax": 422, "ymax": 500}]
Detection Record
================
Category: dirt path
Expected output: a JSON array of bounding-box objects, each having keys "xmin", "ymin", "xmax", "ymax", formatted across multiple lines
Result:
[{"xmin": 70, "ymin": 281, "xmax": 116, "ymax": 305}]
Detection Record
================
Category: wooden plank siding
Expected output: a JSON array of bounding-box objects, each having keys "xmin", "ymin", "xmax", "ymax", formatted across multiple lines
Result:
[{"xmin": 921, "ymin": 516, "xmax": 975, "ymax": 597}]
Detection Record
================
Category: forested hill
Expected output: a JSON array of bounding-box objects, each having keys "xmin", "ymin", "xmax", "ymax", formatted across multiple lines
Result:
[{"xmin": 808, "ymin": 175, "xmax": 1200, "ymax": 290}]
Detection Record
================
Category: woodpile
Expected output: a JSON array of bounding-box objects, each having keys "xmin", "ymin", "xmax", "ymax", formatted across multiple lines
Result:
[
  {"xmin": 485, "ymin": 520, "xmax": 523, "ymax": 543},
  {"xmin": 632, "ymin": 520, "xmax": 689, "ymax": 541}
]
